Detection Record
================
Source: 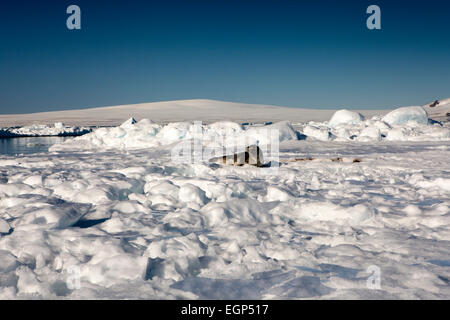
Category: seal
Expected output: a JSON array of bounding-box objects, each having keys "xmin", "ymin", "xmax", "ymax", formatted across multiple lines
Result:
[{"xmin": 209, "ymin": 145, "xmax": 264, "ymax": 167}]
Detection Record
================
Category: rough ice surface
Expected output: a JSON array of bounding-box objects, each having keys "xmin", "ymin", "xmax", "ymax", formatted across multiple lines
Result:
[
  {"xmin": 49, "ymin": 120, "xmax": 296, "ymax": 152},
  {"xmin": 49, "ymin": 108, "xmax": 450, "ymax": 153},
  {"xmin": 0, "ymin": 104, "xmax": 450, "ymax": 299},
  {"xmin": 1, "ymin": 138, "xmax": 449, "ymax": 299},
  {"xmin": 293, "ymin": 106, "xmax": 449, "ymax": 143}
]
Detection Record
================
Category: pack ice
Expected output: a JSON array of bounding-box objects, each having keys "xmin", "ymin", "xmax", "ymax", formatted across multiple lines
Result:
[
  {"xmin": 0, "ymin": 103, "xmax": 449, "ymax": 299},
  {"xmin": 0, "ymin": 123, "xmax": 91, "ymax": 138}
]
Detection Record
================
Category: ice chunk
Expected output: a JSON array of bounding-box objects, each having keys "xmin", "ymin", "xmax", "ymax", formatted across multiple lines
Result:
[
  {"xmin": 265, "ymin": 186, "xmax": 292, "ymax": 202},
  {"xmin": 16, "ymin": 266, "xmax": 43, "ymax": 295},
  {"xmin": 178, "ymin": 183, "xmax": 209, "ymax": 206},
  {"xmin": 0, "ymin": 251, "xmax": 18, "ymax": 273},
  {"xmin": 23, "ymin": 175, "xmax": 43, "ymax": 186},
  {"xmin": 328, "ymin": 110, "xmax": 364, "ymax": 127},
  {"xmin": 296, "ymin": 202, "xmax": 374, "ymax": 225},
  {"xmin": 82, "ymin": 254, "xmax": 148, "ymax": 286},
  {"xmin": 357, "ymin": 126, "xmax": 381, "ymax": 142},
  {"xmin": 16, "ymin": 203, "xmax": 91, "ymax": 229},
  {"xmin": 0, "ymin": 183, "xmax": 34, "ymax": 197},
  {"xmin": 382, "ymin": 106, "xmax": 428, "ymax": 125},
  {"xmin": 413, "ymin": 178, "xmax": 450, "ymax": 192},
  {"xmin": 332, "ymin": 127, "xmax": 352, "ymax": 140},
  {"xmin": 266, "ymin": 121, "xmax": 298, "ymax": 142},
  {"xmin": 200, "ymin": 199, "xmax": 273, "ymax": 227},
  {"xmin": 0, "ymin": 218, "xmax": 11, "ymax": 233},
  {"xmin": 145, "ymin": 180, "xmax": 180, "ymax": 199},
  {"xmin": 303, "ymin": 125, "xmax": 332, "ymax": 141},
  {"xmin": 245, "ymin": 121, "xmax": 298, "ymax": 145},
  {"xmin": 144, "ymin": 233, "xmax": 207, "ymax": 281},
  {"xmin": 156, "ymin": 122, "xmax": 191, "ymax": 144}
]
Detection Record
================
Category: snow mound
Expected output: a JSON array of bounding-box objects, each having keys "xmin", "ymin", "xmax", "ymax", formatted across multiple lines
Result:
[
  {"xmin": 382, "ymin": 106, "xmax": 428, "ymax": 125},
  {"xmin": 178, "ymin": 183, "xmax": 209, "ymax": 206},
  {"xmin": 14, "ymin": 202, "xmax": 91, "ymax": 229},
  {"xmin": 296, "ymin": 202, "xmax": 374, "ymax": 225},
  {"xmin": 328, "ymin": 110, "xmax": 365, "ymax": 128},
  {"xmin": 200, "ymin": 199, "xmax": 275, "ymax": 227},
  {"xmin": 82, "ymin": 254, "xmax": 148, "ymax": 286}
]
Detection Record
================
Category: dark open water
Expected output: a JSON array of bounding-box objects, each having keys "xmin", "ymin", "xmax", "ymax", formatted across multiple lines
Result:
[{"xmin": 0, "ymin": 137, "xmax": 71, "ymax": 156}]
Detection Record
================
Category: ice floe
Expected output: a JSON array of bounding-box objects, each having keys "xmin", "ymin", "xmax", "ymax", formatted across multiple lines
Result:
[
  {"xmin": 0, "ymin": 123, "xmax": 92, "ymax": 138},
  {"xmin": 0, "ymin": 102, "xmax": 449, "ymax": 299}
]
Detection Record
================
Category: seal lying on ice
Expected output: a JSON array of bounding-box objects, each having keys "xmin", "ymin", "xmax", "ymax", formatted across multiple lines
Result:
[{"xmin": 209, "ymin": 145, "xmax": 264, "ymax": 167}]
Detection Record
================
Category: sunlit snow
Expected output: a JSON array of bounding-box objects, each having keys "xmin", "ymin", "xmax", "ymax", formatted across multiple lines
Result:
[{"xmin": 0, "ymin": 100, "xmax": 449, "ymax": 299}]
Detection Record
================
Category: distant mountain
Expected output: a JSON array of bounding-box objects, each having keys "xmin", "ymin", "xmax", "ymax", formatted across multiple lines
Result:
[
  {"xmin": 0, "ymin": 99, "xmax": 387, "ymax": 127},
  {"xmin": 1, "ymin": 98, "xmax": 447, "ymax": 127}
]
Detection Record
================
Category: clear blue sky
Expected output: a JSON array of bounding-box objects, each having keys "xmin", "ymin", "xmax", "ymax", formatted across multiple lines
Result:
[{"xmin": 0, "ymin": 0, "xmax": 449, "ymax": 114}]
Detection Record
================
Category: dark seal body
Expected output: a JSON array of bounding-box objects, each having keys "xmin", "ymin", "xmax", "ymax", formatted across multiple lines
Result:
[{"xmin": 209, "ymin": 145, "xmax": 264, "ymax": 167}]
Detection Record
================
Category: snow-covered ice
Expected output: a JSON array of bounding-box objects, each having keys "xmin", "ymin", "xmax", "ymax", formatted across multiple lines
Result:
[
  {"xmin": 48, "ymin": 106, "xmax": 450, "ymax": 153},
  {"xmin": 294, "ymin": 106, "xmax": 449, "ymax": 143},
  {"xmin": 0, "ymin": 123, "xmax": 92, "ymax": 138},
  {"xmin": 0, "ymin": 101, "xmax": 449, "ymax": 299}
]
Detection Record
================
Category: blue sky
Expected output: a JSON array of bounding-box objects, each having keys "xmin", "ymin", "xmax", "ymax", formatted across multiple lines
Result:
[{"xmin": 0, "ymin": 0, "xmax": 449, "ymax": 114}]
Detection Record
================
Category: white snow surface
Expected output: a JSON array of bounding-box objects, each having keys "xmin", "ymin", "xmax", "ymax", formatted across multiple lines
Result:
[
  {"xmin": 1, "ymin": 137, "xmax": 449, "ymax": 299},
  {"xmin": 1, "ymin": 100, "xmax": 450, "ymax": 299}
]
